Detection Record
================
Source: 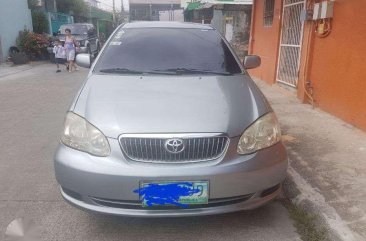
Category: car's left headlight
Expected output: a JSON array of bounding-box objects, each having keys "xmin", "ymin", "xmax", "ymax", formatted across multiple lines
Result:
[
  {"xmin": 61, "ymin": 112, "xmax": 111, "ymax": 157},
  {"xmin": 237, "ymin": 112, "xmax": 281, "ymax": 155}
]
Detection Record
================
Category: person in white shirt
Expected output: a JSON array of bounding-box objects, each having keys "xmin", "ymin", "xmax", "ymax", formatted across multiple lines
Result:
[{"xmin": 53, "ymin": 40, "xmax": 67, "ymax": 73}]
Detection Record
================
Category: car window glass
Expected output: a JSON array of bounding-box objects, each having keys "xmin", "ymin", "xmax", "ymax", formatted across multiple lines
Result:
[{"xmin": 95, "ymin": 28, "xmax": 242, "ymax": 75}]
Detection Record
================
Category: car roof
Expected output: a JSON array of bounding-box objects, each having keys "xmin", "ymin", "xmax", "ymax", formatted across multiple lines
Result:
[{"xmin": 122, "ymin": 21, "xmax": 214, "ymax": 30}]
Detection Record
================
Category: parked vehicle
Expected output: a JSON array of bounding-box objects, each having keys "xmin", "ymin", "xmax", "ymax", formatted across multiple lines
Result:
[
  {"xmin": 47, "ymin": 23, "xmax": 100, "ymax": 61},
  {"xmin": 54, "ymin": 22, "xmax": 288, "ymax": 217}
]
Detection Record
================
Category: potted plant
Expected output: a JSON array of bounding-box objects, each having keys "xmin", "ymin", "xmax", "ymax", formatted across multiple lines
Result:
[{"xmin": 16, "ymin": 30, "xmax": 49, "ymax": 60}]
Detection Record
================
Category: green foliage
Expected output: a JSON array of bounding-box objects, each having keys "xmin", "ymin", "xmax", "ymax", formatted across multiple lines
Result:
[
  {"xmin": 32, "ymin": 11, "xmax": 49, "ymax": 34},
  {"xmin": 16, "ymin": 30, "xmax": 50, "ymax": 56},
  {"xmin": 56, "ymin": 0, "xmax": 88, "ymax": 16},
  {"xmin": 16, "ymin": 30, "xmax": 30, "ymax": 52},
  {"xmin": 27, "ymin": 0, "xmax": 39, "ymax": 10},
  {"xmin": 282, "ymin": 199, "xmax": 329, "ymax": 241}
]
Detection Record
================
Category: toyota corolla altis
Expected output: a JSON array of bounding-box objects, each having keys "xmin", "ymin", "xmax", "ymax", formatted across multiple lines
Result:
[{"xmin": 54, "ymin": 21, "xmax": 288, "ymax": 217}]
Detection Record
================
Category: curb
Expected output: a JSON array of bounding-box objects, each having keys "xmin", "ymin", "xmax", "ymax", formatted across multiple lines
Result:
[{"xmin": 283, "ymin": 164, "xmax": 359, "ymax": 241}]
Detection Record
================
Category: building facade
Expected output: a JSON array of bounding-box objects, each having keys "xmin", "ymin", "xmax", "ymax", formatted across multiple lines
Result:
[
  {"xmin": 249, "ymin": 0, "xmax": 366, "ymax": 131},
  {"xmin": 0, "ymin": 0, "xmax": 33, "ymax": 63},
  {"xmin": 184, "ymin": 0, "xmax": 252, "ymax": 59},
  {"xmin": 129, "ymin": 0, "xmax": 182, "ymax": 21}
]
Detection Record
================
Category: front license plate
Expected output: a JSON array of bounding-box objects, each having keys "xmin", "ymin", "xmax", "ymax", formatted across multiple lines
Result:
[{"xmin": 136, "ymin": 181, "xmax": 209, "ymax": 207}]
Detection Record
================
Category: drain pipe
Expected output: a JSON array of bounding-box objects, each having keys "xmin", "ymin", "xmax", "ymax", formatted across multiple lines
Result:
[
  {"xmin": 302, "ymin": 4, "xmax": 315, "ymax": 108},
  {"xmin": 248, "ymin": 0, "xmax": 256, "ymax": 55}
]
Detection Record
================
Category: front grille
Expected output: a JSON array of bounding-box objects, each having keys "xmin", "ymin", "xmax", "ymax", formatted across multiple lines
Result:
[
  {"xmin": 90, "ymin": 194, "xmax": 254, "ymax": 210},
  {"xmin": 119, "ymin": 134, "xmax": 229, "ymax": 163}
]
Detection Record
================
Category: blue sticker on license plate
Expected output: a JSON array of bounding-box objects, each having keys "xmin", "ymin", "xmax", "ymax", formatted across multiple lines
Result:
[{"xmin": 133, "ymin": 181, "xmax": 209, "ymax": 208}]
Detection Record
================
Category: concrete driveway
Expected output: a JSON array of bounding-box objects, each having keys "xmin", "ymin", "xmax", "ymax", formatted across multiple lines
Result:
[{"xmin": 0, "ymin": 63, "xmax": 301, "ymax": 241}]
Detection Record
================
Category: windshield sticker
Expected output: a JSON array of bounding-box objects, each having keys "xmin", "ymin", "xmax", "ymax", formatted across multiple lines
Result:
[
  {"xmin": 109, "ymin": 41, "xmax": 122, "ymax": 46},
  {"xmin": 133, "ymin": 182, "xmax": 202, "ymax": 208}
]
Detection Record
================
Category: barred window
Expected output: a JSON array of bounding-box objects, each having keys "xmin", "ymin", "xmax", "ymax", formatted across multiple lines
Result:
[{"xmin": 263, "ymin": 0, "xmax": 275, "ymax": 27}]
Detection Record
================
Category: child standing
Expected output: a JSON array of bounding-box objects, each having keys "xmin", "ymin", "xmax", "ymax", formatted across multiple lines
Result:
[{"xmin": 53, "ymin": 40, "xmax": 66, "ymax": 73}]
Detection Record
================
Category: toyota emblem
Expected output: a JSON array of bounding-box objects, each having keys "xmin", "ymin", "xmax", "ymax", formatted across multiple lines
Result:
[{"xmin": 164, "ymin": 139, "xmax": 185, "ymax": 154}]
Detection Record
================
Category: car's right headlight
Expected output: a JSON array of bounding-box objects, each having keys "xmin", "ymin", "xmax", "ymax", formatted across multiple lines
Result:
[
  {"xmin": 237, "ymin": 112, "xmax": 281, "ymax": 155},
  {"xmin": 61, "ymin": 112, "xmax": 110, "ymax": 157}
]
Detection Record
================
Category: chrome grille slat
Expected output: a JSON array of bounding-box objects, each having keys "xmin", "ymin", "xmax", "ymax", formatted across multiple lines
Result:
[
  {"xmin": 206, "ymin": 138, "xmax": 211, "ymax": 158},
  {"xmin": 134, "ymin": 139, "xmax": 138, "ymax": 159},
  {"xmin": 159, "ymin": 139, "xmax": 163, "ymax": 160},
  {"xmin": 202, "ymin": 138, "xmax": 205, "ymax": 160},
  {"xmin": 187, "ymin": 139, "xmax": 191, "ymax": 160},
  {"xmin": 197, "ymin": 138, "xmax": 201, "ymax": 160},
  {"xmin": 119, "ymin": 134, "xmax": 229, "ymax": 163},
  {"xmin": 139, "ymin": 139, "xmax": 144, "ymax": 160},
  {"xmin": 154, "ymin": 139, "xmax": 158, "ymax": 160},
  {"xmin": 215, "ymin": 138, "xmax": 220, "ymax": 157},
  {"xmin": 192, "ymin": 138, "xmax": 196, "ymax": 160}
]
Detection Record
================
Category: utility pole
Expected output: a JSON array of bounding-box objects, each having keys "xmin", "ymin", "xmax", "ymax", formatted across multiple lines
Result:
[
  {"xmin": 89, "ymin": 2, "xmax": 92, "ymax": 23},
  {"xmin": 112, "ymin": 0, "xmax": 116, "ymax": 27},
  {"xmin": 149, "ymin": 3, "xmax": 152, "ymax": 21},
  {"xmin": 121, "ymin": 0, "xmax": 125, "ymax": 24}
]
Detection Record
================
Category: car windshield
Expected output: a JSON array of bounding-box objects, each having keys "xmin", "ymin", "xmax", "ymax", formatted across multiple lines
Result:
[
  {"xmin": 95, "ymin": 27, "xmax": 242, "ymax": 75},
  {"xmin": 59, "ymin": 25, "xmax": 88, "ymax": 35}
]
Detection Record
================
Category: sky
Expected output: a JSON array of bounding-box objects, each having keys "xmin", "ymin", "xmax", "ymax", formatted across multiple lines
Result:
[{"xmin": 98, "ymin": 0, "xmax": 129, "ymax": 11}]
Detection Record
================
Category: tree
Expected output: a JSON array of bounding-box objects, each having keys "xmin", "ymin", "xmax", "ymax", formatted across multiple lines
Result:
[
  {"xmin": 27, "ymin": 0, "xmax": 39, "ymax": 10},
  {"xmin": 56, "ymin": 0, "xmax": 88, "ymax": 16},
  {"xmin": 32, "ymin": 11, "xmax": 49, "ymax": 34}
]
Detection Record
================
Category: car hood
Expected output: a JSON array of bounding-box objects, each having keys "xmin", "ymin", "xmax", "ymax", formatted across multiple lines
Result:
[{"xmin": 72, "ymin": 74, "xmax": 271, "ymax": 138}]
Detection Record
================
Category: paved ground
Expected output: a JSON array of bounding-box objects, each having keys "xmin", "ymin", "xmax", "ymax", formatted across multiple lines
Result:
[
  {"xmin": 0, "ymin": 61, "xmax": 46, "ymax": 78},
  {"xmin": 255, "ymin": 80, "xmax": 366, "ymax": 241},
  {"xmin": 0, "ymin": 63, "xmax": 301, "ymax": 241}
]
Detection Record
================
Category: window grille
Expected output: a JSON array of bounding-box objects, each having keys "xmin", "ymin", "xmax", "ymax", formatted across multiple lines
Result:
[{"xmin": 264, "ymin": 0, "xmax": 275, "ymax": 27}]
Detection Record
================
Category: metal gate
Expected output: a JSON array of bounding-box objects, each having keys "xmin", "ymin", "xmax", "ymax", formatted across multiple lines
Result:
[{"xmin": 276, "ymin": 0, "xmax": 306, "ymax": 87}]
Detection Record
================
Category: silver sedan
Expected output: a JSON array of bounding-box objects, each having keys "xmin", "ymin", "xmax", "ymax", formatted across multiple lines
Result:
[{"xmin": 54, "ymin": 21, "xmax": 287, "ymax": 217}]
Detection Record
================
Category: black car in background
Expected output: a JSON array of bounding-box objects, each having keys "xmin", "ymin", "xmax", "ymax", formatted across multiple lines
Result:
[{"xmin": 48, "ymin": 23, "xmax": 101, "ymax": 61}]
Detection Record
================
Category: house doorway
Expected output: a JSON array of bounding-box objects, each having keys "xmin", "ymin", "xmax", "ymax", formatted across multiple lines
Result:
[{"xmin": 276, "ymin": 0, "xmax": 306, "ymax": 87}]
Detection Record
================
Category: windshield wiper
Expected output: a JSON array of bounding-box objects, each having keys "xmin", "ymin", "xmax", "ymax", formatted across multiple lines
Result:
[
  {"xmin": 163, "ymin": 68, "xmax": 232, "ymax": 76},
  {"xmin": 99, "ymin": 68, "xmax": 179, "ymax": 75},
  {"xmin": 99, "ymin": 68, "xmax": 144, "ymax": 74},
  {"xmin": 144, "ymin": 69, "xmax": 179, "ymax": 75},
  {"xmin": 99, "ymin": 68, "xmax": 234, "ymax": 76}
]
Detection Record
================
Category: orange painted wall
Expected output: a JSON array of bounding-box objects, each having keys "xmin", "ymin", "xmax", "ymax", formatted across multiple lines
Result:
[
  {"xmin": 248, "ymin": 0, "xmax": 282, "ymax": 84},
  {"xmin": 250, "ymin": 0, "xmax": 366, "ymax": 131},
  {"xmin": 307, "ymin": 0, "xmax": 366, "ymax": 131}
]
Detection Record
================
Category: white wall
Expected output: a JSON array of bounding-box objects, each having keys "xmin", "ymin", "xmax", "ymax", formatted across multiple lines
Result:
[
  {"xmin": 159, "ymin": 9, "xmax": 184, "ymax": 22},
  {"xmin": 0, "ymin": 0, "xmax": 33, "ymax": 62},
  {"xmin": 181, "ymin": 0, "xmax": 190, "ymax": 9}
]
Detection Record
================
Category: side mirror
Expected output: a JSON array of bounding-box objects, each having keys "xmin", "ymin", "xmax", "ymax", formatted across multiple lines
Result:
[
  {"xmin": 76, "ymin": 54, "xmax": 91, "ymax": 68},
  {"xmin": 243, "ymin": 55, "xmax": 261, "ymax": 69}
]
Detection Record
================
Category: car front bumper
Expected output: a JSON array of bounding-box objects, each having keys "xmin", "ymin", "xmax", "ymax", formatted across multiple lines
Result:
[{"xmin": 54, "ymin": 137, "xmax": 288, "ymax": 217}]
